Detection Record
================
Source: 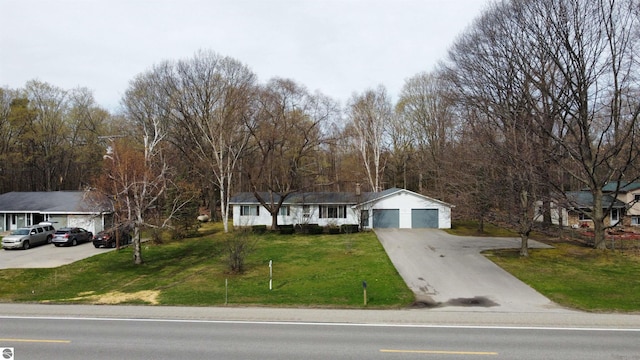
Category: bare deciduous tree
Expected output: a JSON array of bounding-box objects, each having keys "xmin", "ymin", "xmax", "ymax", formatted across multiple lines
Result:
[
  {"xmin": 244, "ymin": 78, "xmax": 335, "ymax": 229},
  {"xmin": 169, "ymin": 50, "xmax": 257, "ymax": 233},
  {"xmin": 347, "ymin": 85, "xmax": 391, "ymax": 192},
  {"xmin": 120, "ymin": 75, "xmax": 196, "ymax": 264},
  {"xmin": 397, "ymin": 72, "xmax": 458, "ymax": 194}
]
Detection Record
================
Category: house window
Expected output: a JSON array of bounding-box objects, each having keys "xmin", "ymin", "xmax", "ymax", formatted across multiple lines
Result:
[
  {"xmin": 278, "ymin": 206, "xmax": 290, "ymax": 216},
  {"xmin": 319, "ymin": 205, "xmax": 346, "ymax": 219},
  {"xmin": 578, "ymin": 211, "xmax": 592, "ymax": 221},
  {"xmin": 240, "ymin": 206, "xmax": 259, "ymax": 216},
  {"xmin": 635, "ymin": 194, "xmax": 640, "ymax": 202},
  {"xmin": 632, "ymin": 216, "xmax": 640, "ymax": 226},
  {"xmin": 302, "ymin": 205, "xmax": 311, "ymax": 218}
]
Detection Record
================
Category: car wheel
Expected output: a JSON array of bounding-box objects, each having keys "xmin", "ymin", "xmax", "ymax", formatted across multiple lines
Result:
[
  {"xmin": 54, "ymin": 244, "xmax": 61, "ymax": 247},
  {"xmin": 72, "ymin": 239, "xmax": 78, "ymax": 246},
  {"xmin": 94, "ymin": 244, "xmax": 100, "ymax": 248},
  {"xmin": 22, "ymin": 241, "xmax": 30, "ymax": 250},
  {"xmin": 47, "ymin": 236, "xmax": 52, "ymax": 244},
  {"xmin": 110, "ymin": 241, "xmax": 117, "ymax": 248}
]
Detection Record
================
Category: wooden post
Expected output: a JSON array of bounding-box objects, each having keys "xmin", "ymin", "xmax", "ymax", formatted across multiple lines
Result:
[{"xmin": 363, "ymin": 280, "xmax": 367, "ymax": 306}]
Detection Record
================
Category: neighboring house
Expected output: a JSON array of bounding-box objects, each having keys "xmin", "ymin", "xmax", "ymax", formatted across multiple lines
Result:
[
  {"xmin": 604, "ymin": 182, "xmax": 640, "ymax": 227},
  {"xmin": 0, "ymin": 190, "xmax": 112, "ymax": 234},
  {"xmin": 230, "ymin": 188, "xmax": 453, "ymax": 229},
  {"xmin": 563, "ymin": 190, "xmax": 626, "ymax": 228},
  {"xmin": 541, "ymin": 182, "xmax": 640, "ymax": 228}
]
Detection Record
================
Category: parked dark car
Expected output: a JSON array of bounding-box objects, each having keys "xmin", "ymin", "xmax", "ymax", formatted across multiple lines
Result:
[
  {"xmin": 51, "ymin": 227, "xmax": 93, "ymax": 247},
  {"xmin": 93, "ymin": 227, "xmax": 131, "ymax": 248}
]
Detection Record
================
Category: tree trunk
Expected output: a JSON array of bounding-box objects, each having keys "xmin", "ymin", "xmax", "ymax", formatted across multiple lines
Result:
[
  {"xmin": 270, "ymin": 211, "xmax": 279, "ymax": 230},
  {"xmin": 219, "ymin": 186, "xmax": 229, "ymax": 233},
  {"xmin": 133, "ymin": 227, "xmax": 144, "ymax": 265},
  {"xmin": 519, "ymin": 234, "xmax": 529, "ymax": 257},
  {"xmin": 592, "ymin": 189, "xmax": 607, "ymax": 250}
]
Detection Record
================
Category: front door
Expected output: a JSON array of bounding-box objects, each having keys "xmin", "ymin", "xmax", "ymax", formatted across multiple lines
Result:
[
  {"xmin": 611, "ymin": 208, "xmax": 620, "ymax": 226},
  {"xmin": 10, "ymin": 214, "xmax": 18, "ymax": 230}
]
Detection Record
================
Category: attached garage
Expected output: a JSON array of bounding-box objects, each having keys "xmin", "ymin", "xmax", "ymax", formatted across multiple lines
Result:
[
  {"xmin": 359, "ymin": 188, "xmax": 453, "ymax": 229},
  {"xmin": 411, "ymin": 209, "xmax": 439, "ymax": 228},
  {"xmin": 373, "ymin": 209, "xmax": 400, "ymax": 228}
]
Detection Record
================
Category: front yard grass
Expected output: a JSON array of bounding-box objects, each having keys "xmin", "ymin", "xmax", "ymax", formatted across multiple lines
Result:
[
  {"xmin": 0, "ymin": 223, "xmax": 413, "ymax": 308},
  {"xmin": 2, "ymin": 221, "xmax": 639, "ymax": 312},
  {"xmin": 450, "ymin": 220, "xmax": 640, "ymax": 312},
  {"xmin": 487, "ymin": 243, "xmax": 640, "ymax": 312}
]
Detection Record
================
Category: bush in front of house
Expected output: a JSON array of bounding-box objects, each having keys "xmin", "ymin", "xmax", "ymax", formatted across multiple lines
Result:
[
  {"xmin": 308, "ymin": 224, "xmax": 324, "ymax": 235},
  {"xmin": 327, "ymin": 226, "xmax": 341, "ymax": 234},
  {"xmin": 296, "ymin": 223, "xmax": 323, "ymax": 235},
  {"xmin": 340, "ymin": 224, "xmax": 360, "ymax": 234},
  {"xmin": 279, "ymin": 224, "xmax": 295, "ymax": 235},
  {"xmin": 251, "ymin": 225, "xmax": 267, "ymax": 234}
]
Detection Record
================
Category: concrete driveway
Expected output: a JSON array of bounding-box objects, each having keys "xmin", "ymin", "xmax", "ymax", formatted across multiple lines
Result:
[
  {"xmin": 375, "ymin": 229, "xmax": 570, "ymax": 313},
  {"xmin": 0, "ymin": 242, "xmax": 112, "ymax": 269}
]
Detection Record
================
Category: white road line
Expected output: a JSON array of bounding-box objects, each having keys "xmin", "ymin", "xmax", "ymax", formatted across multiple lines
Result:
[{"xmin": 1, "ymin": 315, "xmax": 639, "ymax": 332}]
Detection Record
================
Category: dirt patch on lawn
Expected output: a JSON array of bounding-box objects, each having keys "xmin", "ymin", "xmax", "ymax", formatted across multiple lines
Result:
[{"xmin": 53, "ymin": 290, "xmax": 161, "ymax": 305}]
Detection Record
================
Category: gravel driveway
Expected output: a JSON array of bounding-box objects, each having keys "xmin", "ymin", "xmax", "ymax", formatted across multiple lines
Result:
[{"xmin": 375, "ymin": 229, "xmax": 570, "ymax": 313}]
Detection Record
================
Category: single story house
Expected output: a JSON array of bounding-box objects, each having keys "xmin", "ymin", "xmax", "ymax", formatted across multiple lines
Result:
[
  {"xmin": 0, "ymin": 190, "xmax": 113, "ymax": 234},
  {"xmin": 230, "ymin": 188, "xmax": 453, "ymax": 229}
]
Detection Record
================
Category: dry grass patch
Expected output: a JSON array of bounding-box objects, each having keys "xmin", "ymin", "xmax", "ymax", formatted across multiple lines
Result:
[{"xmin": 47, "ymin": 290, "xmax": 161, "ymax": 305}]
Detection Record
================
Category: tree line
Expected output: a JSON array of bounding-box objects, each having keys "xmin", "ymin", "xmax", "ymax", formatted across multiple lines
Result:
[{"xmin": 1, "ymin": 0, "xmax": 639, "ymax": 261}]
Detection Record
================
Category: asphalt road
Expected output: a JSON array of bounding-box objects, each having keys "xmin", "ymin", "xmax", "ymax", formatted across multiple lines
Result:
[
  {"xmin": 375, "ymin": 229, "xmax": 562, "ymax": 312},
  {"xmin": 0, "ymin": 241, "xmax": 111, "ymax": 269},
  {"xmin": 1, "ymin": 314, "xmax": 638, "ymax": 360}
]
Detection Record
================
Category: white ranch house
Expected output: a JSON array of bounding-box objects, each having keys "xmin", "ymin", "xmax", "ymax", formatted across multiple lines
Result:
[{"xmin": 230, "ymin": 188, "xmax": 453, "ymax": 229}]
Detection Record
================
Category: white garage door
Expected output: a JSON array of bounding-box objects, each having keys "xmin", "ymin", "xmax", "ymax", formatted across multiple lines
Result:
[{"xmin": 67, "ymin": 215, "xmax": 95, "ymax": 233}]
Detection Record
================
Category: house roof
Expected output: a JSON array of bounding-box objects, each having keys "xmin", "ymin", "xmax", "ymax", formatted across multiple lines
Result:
[
  {"xmin": 565, "ymin": 191, "xmax": 626, "ymax": 209},
  {"xmin": 0, "ymin": 191, "xmax": 112, "ymax": 214},
  {"xmin": 355, "ymin": 188, "xmax": 454, "ymax": 208},
  {"xmin": 229, "ymin": 188, "xmax": 453, "ymax": 208},
  {"xmin": 230, "ymin": 191, "xmax": 376, "ymax": 205},
  {"xmin": 602, "ymin": 181, "xmax": 640, "ymax": 193}
]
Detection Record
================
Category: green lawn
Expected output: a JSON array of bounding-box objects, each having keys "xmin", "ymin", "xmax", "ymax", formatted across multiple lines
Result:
[
  {"xmin": 0, "ymin": 224, "xmax": 413, "ymax": 308},
  {"xmin": 446, "ymin": 220, "xmax": 520, "ymax": 237},
  {"xmin": 487, "ymin": 244, "xmax": 640, "ymax": 312},
  {"xmin": 450, "ymin": 220, "xmax": 640, "ymax": 312},
  {"xmin": 2, "ymin": 221, "xmax": 639, "ymax": 312}
]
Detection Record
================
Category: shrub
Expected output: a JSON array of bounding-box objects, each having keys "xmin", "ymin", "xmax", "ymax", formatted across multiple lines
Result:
[
  {"xmin": 224, "ymin": 230, "xmax": 257, "ymax": 274},
  {"xmin": 307, "ymin": 224, "xmax": 324, "ymax": 235},
  {"xmin": 251, "ymin": 225, "xmax": 267, "ymax": 234},
  {"xmin": 327, "ymin": 226, "xmax": 341, "ymax": 234},
  {"xmin": 340, "ymin": 224, "xmax": 360, "ymax": 234},
  {"xmin": 279, "ymin": 224, "xmax": 295, "ymax": 235}
]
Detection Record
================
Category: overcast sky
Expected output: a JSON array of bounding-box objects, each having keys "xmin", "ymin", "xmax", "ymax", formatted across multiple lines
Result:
[{"xmin": 1, "ymin": 0, "xmax": 490, "ymax": 111}]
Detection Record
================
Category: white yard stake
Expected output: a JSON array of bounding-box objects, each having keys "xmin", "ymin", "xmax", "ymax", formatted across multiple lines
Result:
[{"xmin": 269, "ymin": 260, "xmax": 273, "ymax": 291}]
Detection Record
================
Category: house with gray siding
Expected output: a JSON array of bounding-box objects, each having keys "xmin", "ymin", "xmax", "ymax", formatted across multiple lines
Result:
[{"xmin": 0, "ymin": 190, "xmax": 112, "ymax": 234}]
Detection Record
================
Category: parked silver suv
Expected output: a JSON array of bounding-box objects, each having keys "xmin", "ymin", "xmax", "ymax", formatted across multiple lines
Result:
[{"xmin": 2, "ymin": 223, "xmax": 56, "ymax": 250}]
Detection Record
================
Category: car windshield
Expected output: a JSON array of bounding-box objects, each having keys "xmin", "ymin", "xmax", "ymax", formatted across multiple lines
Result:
[{"xmin": 11, "ymin": 229, "xmax": 30, "ymax": 235}]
